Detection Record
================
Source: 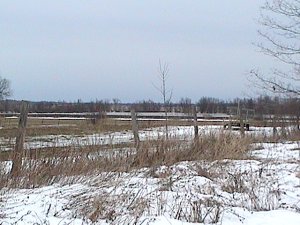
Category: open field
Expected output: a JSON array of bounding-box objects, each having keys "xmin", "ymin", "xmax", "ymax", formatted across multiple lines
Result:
[{"xmin": 0, "ymin": 117, "xmax": 300, "ymax": 225}]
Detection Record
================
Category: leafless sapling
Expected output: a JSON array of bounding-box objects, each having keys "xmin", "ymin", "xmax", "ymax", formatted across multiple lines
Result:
[{"xmin": 154, "ymin": 60, "xmax": 172, "ymax": 140}]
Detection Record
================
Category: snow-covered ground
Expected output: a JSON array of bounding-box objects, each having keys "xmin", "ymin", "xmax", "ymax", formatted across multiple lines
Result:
[{"xmin": 1, "ymin": 127, "xmax": 300, "ymax": 224}]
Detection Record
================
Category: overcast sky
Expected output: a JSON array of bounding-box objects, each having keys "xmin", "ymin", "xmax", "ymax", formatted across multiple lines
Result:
[{"xmin": 0, "ymin": 0, "xmax": 275, "ymax": 102}]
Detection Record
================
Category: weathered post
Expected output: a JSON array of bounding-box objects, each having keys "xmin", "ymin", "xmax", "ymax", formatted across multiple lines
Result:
[
  {"xmin": 11, "ymin": 101, "xmax": 29, "ymax": 177},
  {"xmin": 240, "ymin": 116, "xmax": 245, "ymax": 137},
  {"xmin": 272, "ymin": 115, "xmax": 277, "ymax": 138},
  {"xmin": 238, "ymin": 102, "xmax": 245, "ymax": 137},
  {"xmin": 131, "ymin": 109, "xmax": 140, "ymax": 148},
  {"xmin": 228, "ymin": 117, "xmax": 232, "ymax": 130},
  {"xmin": 193, "ymin": 106, "xmax": 199, "ymax": 139},
  {"xmin": 281, "ymin": 115, "xmax": 287, "ymax": 138}
]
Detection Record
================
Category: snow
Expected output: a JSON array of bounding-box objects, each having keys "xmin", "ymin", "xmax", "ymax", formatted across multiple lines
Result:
[
  {"xmin": 1, "ymin": 126, "xmax": 300, "ymax": 224},
  {"xmin": 220, "ymin": 209, "xmax": 300, "ymax": 225},
  {"xmin": 148, "ymin": 210, "xmax": 300, "ymax": 225},
  {"xmin": 251, "ymin": 142, "xmax": 300, "ymax": 161}
]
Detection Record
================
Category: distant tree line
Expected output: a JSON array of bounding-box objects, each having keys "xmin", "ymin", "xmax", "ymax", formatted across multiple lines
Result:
[{"xmin": 0, "ymin": 96, "xmax": 299, "ymax": 118}]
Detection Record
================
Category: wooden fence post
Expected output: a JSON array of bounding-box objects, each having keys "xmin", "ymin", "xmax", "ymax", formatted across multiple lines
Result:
[
  {"xmin": 238, "ymin": 103, "xmax": 245, "ymax": 137},
  {"xmin": 131, "ymin": 109, "xmax": 140, "ymax": 148},
  {"xmin": 240, "ymin": 116, "xmax": 245, "ymax": 137},
  {"xmin": 11, "ymin": 101, "xmax": 28, "ymax": 177},
  {"xmin": 272, "ymin": 115, "xmax": 277, "ymax": 138},
  {"xmin": 193, "ymin": 106, "xmax": 199, "ymax": 139}
]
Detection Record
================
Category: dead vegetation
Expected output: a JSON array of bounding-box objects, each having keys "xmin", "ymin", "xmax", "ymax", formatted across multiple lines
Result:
[
  {"xmin": 0, "ymin": 129, "xmax": 253, "ymax": 189},
  {"xmin": 133, "ymin": 131, "xmax": 251, "ymax": 168}
]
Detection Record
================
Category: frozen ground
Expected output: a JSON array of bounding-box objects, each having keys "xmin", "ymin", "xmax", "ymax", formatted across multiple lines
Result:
[{"xmin": 0, "ymin": 127, "xmax": 300, "ymax": 224}]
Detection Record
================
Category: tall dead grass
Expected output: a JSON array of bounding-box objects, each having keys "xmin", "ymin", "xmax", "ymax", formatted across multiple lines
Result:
[
  {"xmin": 133, "ymin": 131, "xmax": 251, "ymax": 168},
  {"xmin": 0, "ymin": 130, "xmax": 252, "ymax": 189}
]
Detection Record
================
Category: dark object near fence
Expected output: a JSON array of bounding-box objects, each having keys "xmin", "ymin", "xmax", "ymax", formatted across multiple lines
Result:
[{"xmin": 224, "ymin": 122, "xmax": 250, "ymax": 131}]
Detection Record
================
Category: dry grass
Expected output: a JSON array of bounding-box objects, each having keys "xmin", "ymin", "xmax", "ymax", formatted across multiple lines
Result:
[
  {"xmin": 0, "ymin": 146, "xmax": 135, "ymax": 188},
  {"xmin": 0, "ymin": 118, "xmax": 178, "ymax": 144},
  {"xmin": 0, "ymin": 118, "xmax": 134, "ymax": 138},
  {"xmin": 133, "ymin": 131, "xmax": 251, "ymax": 168},
  {"xmin": 0, "ymin": 129, "xmax": 252, "ymax": 189}
]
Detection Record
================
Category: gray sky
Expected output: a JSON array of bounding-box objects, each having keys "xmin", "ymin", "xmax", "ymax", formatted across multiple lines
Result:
[{"xmin": 0, "ymin": 0, "xmax": 273, "ymax": 102}]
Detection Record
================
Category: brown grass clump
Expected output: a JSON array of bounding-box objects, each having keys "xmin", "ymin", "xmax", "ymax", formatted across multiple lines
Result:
[
  {"xmin": 132, "ymin": 131, "xmax": 251, "ymax": 168},
  {"xmin": 194, "ymin": 131, "xmax": 251, "ymax": 160}
]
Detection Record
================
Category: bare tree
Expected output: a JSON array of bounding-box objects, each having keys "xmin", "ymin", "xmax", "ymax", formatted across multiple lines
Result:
[
  {"xmin": 251, "ymin": 0, "xmax": 300, "ymax": 96},
  {"xmin": 0, "ymin": 76, "xmax": 11, "ymax": 100},
  {"xmin": 179, "ymin": 97, "xmax": 193, "ymax": 114},
  {"xmin": 154, "ymin": 60, "xmax": 172, "ymax": 140}
]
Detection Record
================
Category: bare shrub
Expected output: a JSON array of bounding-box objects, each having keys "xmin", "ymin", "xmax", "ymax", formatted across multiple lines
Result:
[
  {"xmin": 221, "ymin": 172, "xmax": 247, "ymax": 194},
  {"xmin": 185, "ymin": 198, "xmax": 222, "ymax": 224}
]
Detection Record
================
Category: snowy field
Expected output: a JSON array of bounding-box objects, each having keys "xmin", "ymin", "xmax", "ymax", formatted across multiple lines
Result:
[
  {"xmin": 0, "ymin": 125, "xmax": 300, "ymax": 224},
  {"xmin": 0, "ymin": 125, "xmax": 277, "ymax": 151}
]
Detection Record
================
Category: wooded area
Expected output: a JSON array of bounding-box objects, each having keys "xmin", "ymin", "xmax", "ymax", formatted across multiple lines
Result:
[{"xmin": 1, "ymin": 96, "xmax": 299, "ymax": 118}]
